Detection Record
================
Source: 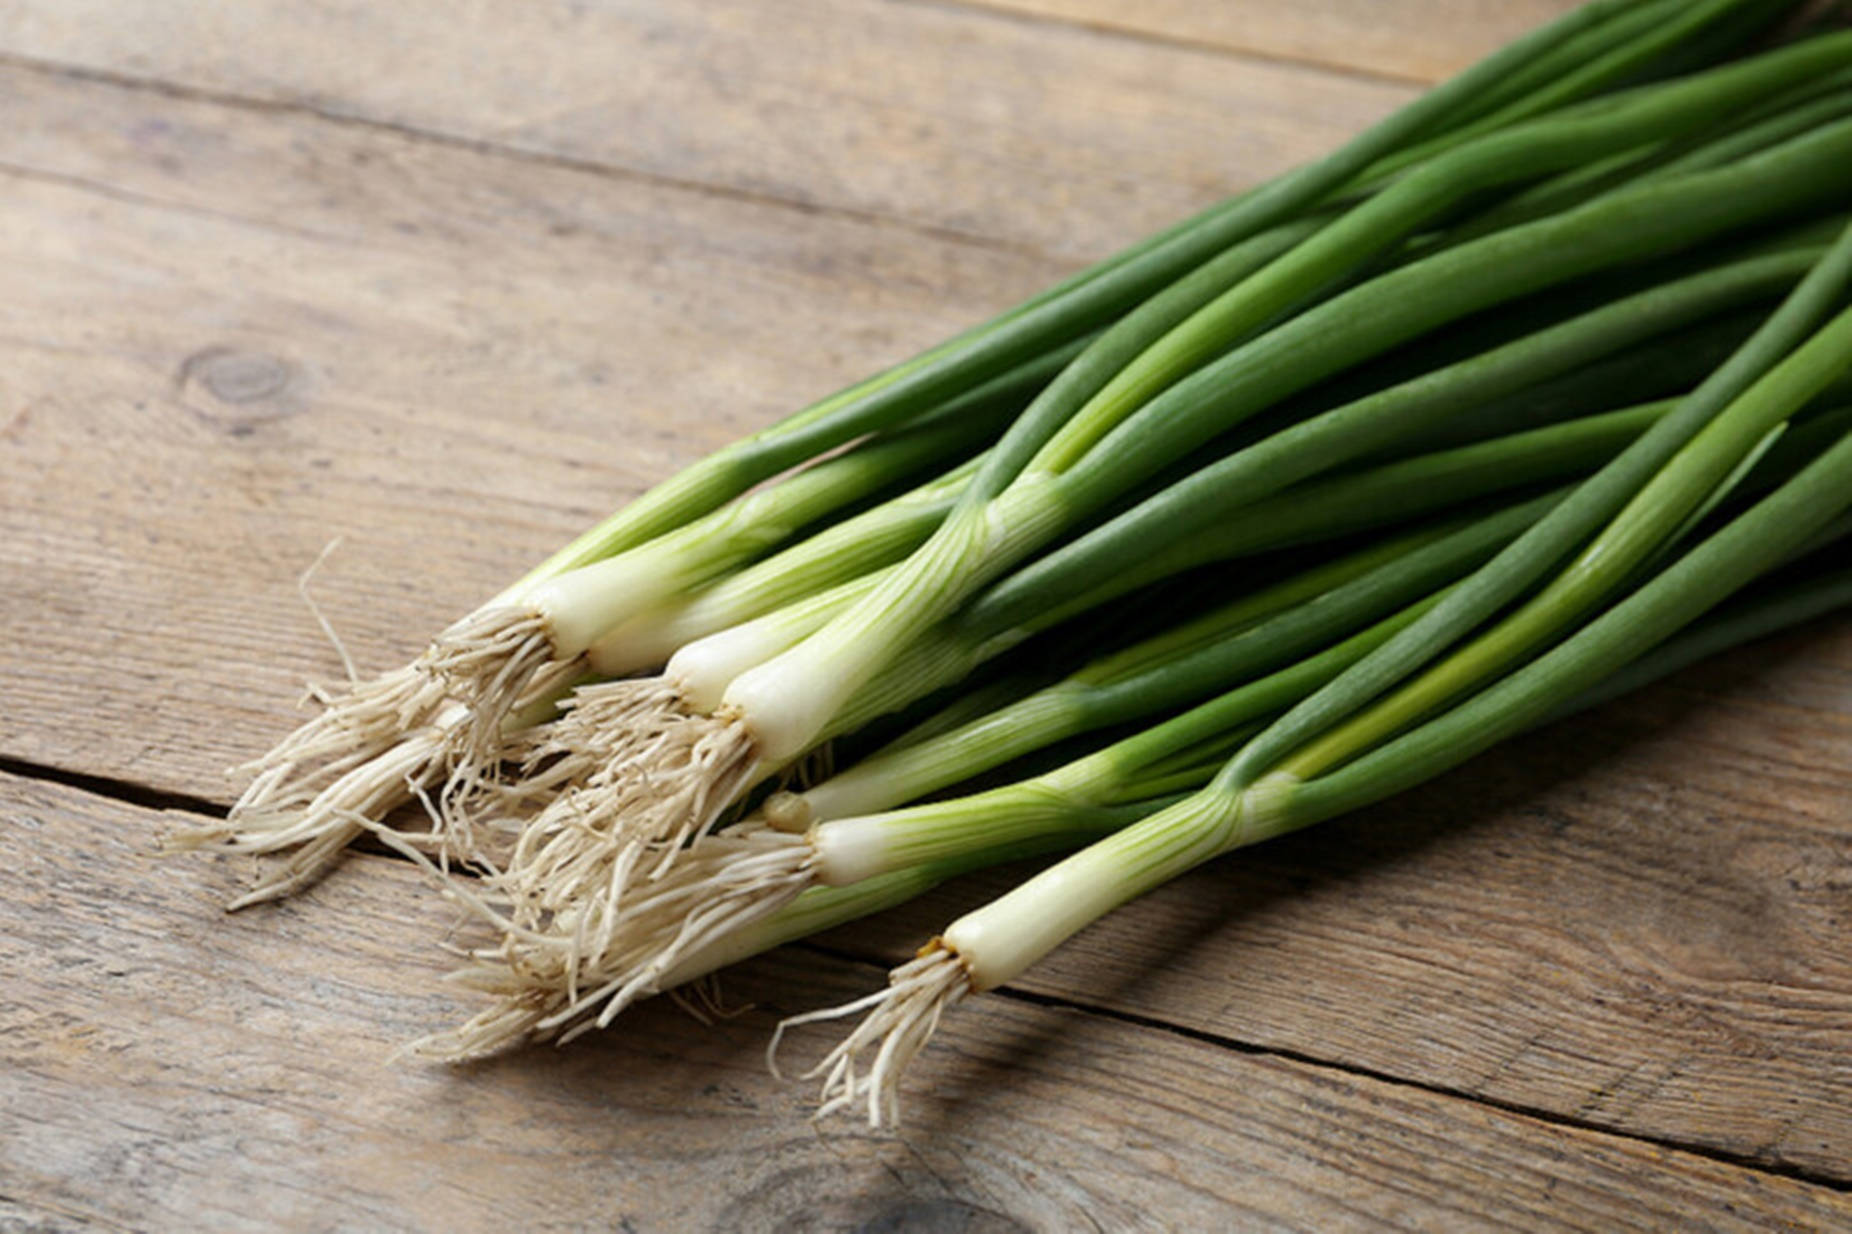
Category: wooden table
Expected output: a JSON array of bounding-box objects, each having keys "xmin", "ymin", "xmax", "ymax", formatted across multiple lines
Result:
[{"xmin": 3, "ymin": 2, "xmax": 1849, "ymax": 1228}]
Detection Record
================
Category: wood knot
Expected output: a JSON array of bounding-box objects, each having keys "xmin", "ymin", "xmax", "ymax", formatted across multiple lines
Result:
[{"xmin": 178, "ymin": 346, "xmax": 305, "ymax": 431}]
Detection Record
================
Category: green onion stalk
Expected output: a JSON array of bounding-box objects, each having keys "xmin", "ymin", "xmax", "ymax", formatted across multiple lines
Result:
[
  {"xmin": 473, "ymin": 374, "xmax": 1814, "ymax": 1046},
  {"xmin": 507, "ymin": 75, "xmax": 1852, "ymax": 919},
  {"xmin": 479, "ymin": 395, "xmax": 1670, "ymax": 967},
  {"xmin": 421, "ymin": 545, "xmax": 1852, "ymax": 1064},
  {"xmin": 393, "ymin": 11, "xmax": 1810, "ymax": 817},
  {"xmin": 446, "ymin": 382, "xmax": 1837, "ymax": 1053},
  {"xmin": 202, "ymin": 2, "xmax": 1802, "ymax": 908},
  {"xmin": 418, "ymin": 0, "xmax": 1735, "ymax": 696},
  {"xmin": 417, "ymin": 579, "xmax": 1467, "ymax": 1059},
  {"xmin": 479, "ymin": 217, "xmax": 1846, "ymax": 950},
  {"xmin": 784, "ymin": 298, "xmax": 1852, "ymax": 1127}
]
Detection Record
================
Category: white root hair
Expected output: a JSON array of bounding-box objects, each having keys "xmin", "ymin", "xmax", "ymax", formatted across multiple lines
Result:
[
  {"xmin": 224, "ymin": 823, "xmax": 366, "ymax": 910},
  {"xmin": 496, "ymin": 711, "xmax": 759, "ymax": 948},
  {"xmin": 402, "ymin": 995, "xmax": 553, "ymax": 1065},
  {"xmin": 296, "ymin": 534, "xmax": 359, "ymax": 686},
  {"xmin": 223, "ymin": 663, "xmax": 451, "ymax": 826},
  {"xmin": 414, "ymin": 824, "xmax": 811, "ymax": 1060},
  {"xmin": 433, "ymin": 655, "xmax": 586, "ymax": 847},
  {"xmin": 769, "ymin": 946, "xmax": 971, "ymax": 1129},
  {"xmin": 457, "ymin": 676, "xmax": 693, "ymax": 878},
  {"xmin": 193, "ymin": 565, "xmax": 577, "ymax": 907},
  {"xmin": 184, "ymin": 691, "xmax": 553, "ymax": 906},
  {"xmin": 178, "ymin": 694, "xmax": 459, "ymax": 907},
  {"xmin": 533, "ymin": 825, "xmax": 811, "ymax": 1028},
  {"xmin": 422, "ymin": 605, "xmax": 561, "ymax": 770},
  {"xmin": 667, "ymin": 974, "xmax": 752, "ymax": 1025},
  {"xmin": 322, "ymin": 811, "xmax": 568, "ymax": 1064},
  {"xmin": 577, "ymin": 822, "xmax": 815, "ymax": 1009},
  {"xmin": 195, "ymin": 636, "xmax": 586, "ymax": 908},
  {"xmin": 503, "ymin": 677, "xmax": 687, "ymax": 811}
]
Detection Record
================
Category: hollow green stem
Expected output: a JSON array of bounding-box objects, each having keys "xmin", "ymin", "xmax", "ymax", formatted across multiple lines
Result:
[
  {"xmin": 1221, "ymin": 217, "xmax": 1852, "ymax": 790},
  {"xmin": 1277, "ymin": 303, "xmax": 1852, "ymax": 779},
  {"xmin": 972, "ymin": 242, "xmax": 1821, "ymax": 630},
  {"xmin": 1284, "ymin": 429, "xmax": 1852, "ymax": 824},
  {"xmin": 783, "ymin": 502, "xmax": 1542, "ymax": 826}
]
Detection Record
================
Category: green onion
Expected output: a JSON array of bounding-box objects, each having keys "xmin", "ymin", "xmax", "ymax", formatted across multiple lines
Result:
[
  {"xmin": 208, "ymin": 0, "xmax": 1804, "ymax": 909},
  {"xmin": 704, "ymin": 90, "xmax": 1852, "ymax": 839},
  {"xmin": 195, "ymin": 4, "xmax": 1852, "ymax": 1135},
  {"xmin": 415, "ymin": 9, "xmax": 1719, "ymax": 739},
  {"xmin": 496, "ymin": 396, "xmax": 1660, "ymax": 945},
  {"xmin": 431, "ymin": 549, "xmax": 1852, "ymax": 1063},
  {"xmin": 450, "ymin": 390, "xmax": 1712, "ymax": 1052},
  {"xmin": 783, "ymin": 298, "xmax": 1852, "ymax": 1125}
]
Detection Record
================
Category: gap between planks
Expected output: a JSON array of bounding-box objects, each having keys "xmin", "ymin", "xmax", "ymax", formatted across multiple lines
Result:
[
  {"xmin": 975, "ymin": 964, "xmax": 1852, "ymax": 1198},
  {"xmin": 9, "ymin": 748, "xmax": 1848, "ymax": 1199}
]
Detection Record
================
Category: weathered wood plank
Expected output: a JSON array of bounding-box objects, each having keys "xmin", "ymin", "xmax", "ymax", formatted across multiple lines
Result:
[
  {"xmin": 812, "ymin": 623, "xmax": 1852, "ymax": 1182},
  {"xmin": 6, "ymin": 770, "xmax": 1849, "ymax": 1232},
  {"xmin": 974, "ymin": 1, "xmax": 1585, "ymax": 83},
  {"xmin": 0, "ymin": 1197, "xmax": 106, "ymax": 1234},
  {"xmin": 1, "ymin": 39, "xmax": 1850, "ymax": 1185},
  {"xmin": 0, "ymin": 0, "xmax": 1412, "ymax": 258}
]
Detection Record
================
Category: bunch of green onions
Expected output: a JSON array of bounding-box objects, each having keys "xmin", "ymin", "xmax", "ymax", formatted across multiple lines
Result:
[{"xmin": 194, "ymin": 0, "xmax": 1852, "ymax": 1125}]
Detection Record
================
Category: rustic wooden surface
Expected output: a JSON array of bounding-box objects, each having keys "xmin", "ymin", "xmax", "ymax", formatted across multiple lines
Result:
[
  {"xmin": 1, "ymin": 1, "xmax": 1849, "ymax": 1229},
  {"xmin": 7, "ymin": 770, "xmax": 1851, "ymax": 1233}
]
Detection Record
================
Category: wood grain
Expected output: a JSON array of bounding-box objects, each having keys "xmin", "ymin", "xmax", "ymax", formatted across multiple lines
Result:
[
  {"xmin": 0, "ymin": 0, "xmax": 1412, "ymax": 259},
  {"xmin": 1, "ymin": 0, "xmax": 1849, "ymax": 1215},
  {"xmin": 5, "ymin": 768, "xmax": 1849, "ymax": 1232}
]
